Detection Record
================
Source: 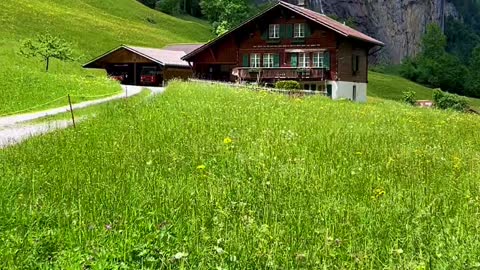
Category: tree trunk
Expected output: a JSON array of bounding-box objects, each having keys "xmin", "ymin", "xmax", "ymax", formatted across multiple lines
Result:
[{"xmin": 45, "ymin": 57, "xmax": 50, "ymax": 72}]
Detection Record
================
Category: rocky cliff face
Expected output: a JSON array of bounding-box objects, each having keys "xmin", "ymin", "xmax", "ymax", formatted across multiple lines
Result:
[{"xmin": 260, "ymin": 0, "xmax": 458, "ymax": 64}]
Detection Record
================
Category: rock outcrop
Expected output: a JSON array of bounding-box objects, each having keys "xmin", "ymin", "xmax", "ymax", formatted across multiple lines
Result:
[{"xmin": 260, "ymin": 0, "xmax": 458, "ymax": 64}]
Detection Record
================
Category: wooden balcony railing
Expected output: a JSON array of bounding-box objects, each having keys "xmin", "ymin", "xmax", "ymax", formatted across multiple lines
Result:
[{"xmin": 232, "ymin": 67, "xmax": 329, "ymax": 81}]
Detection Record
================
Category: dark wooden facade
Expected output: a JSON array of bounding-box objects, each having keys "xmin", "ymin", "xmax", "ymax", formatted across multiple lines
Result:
[{"xmin": 183, "ymin": 2, "xmax": 383, "ymax": 89}]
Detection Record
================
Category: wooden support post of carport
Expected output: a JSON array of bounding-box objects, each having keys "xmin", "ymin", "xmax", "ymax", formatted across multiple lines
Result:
[{"xmin": 133, "ymin": 56, "xmax": 137, "ymax": 85}]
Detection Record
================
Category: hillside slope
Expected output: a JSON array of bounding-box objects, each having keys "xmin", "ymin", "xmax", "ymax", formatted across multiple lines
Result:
[
  {"xmin": 0, "ymin": 0, "xmax": 213, "ymax": 115},
  {"xmin": 368, "ymin": 72, "xmax": 480, "ymax": 109}
]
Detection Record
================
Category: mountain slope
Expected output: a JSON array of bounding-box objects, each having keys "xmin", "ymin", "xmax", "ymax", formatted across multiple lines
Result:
[{"xmin": 0, "ymin": 0, "xmax": 213, "ymax": 115}]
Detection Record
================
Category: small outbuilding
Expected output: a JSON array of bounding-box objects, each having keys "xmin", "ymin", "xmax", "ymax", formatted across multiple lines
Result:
[{"xmin": 83, "ymin": 44, "xmax": 201, "ymax": 86}]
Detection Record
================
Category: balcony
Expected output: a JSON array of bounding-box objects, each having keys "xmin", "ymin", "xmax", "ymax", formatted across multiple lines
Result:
[{"xmin": 232, "ymin": 67, "xmax": 328, "ymax": 81}]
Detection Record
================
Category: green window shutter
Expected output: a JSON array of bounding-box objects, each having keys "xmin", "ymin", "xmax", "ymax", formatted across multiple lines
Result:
[
  {"xmin": 280, "ymin": 24, "xmax": 286, "ymax": 39},
  {"xmin": 305, "ymin": 23, "xmax": 311, "ymax": 37},
  {"xmin": 273, "ymin": 54, "xmax": 280, "ymax": 67},
  {"xmin": 291, "ymin": 53, "xmax": 298, "ymax": 67},
  {"xmin": 242, "ymin": 54, "xmax": 249, "ymax": 67},
  {"xmin": 286, "ymin": 24, "xmax": 293, "ymax": 38},
  {"xmin": 324, "ymin": 51, "xmax": 330, "ymax": 70}
]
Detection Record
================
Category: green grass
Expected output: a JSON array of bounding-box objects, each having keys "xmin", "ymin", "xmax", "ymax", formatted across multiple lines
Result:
[
  {"xmin": 1, "ymin": 81, "xmax": 480, "ymax": 268},
  {"xmin": 0, "ymin": 0, "xmax": 212, "ymax": 115},
  {"xmin": 368, "ymin": 71, "xmax": 480, "ymax": 108}
]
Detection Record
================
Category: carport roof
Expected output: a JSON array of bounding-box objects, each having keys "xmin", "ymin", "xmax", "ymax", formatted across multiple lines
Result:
[
  {"xmin": 83, "ymin": 45, "xmax": 191, "ymax": 68},
  {"xmin": 163, "ymin": 44, "xmax": 203, "ymax": 54}
]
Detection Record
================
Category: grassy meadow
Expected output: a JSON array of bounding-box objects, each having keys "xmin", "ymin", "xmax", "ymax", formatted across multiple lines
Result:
[
  {"xmin": 0, "ymin": 0, "xmax": 213, "ymax": 115},
  {"xmin": 1, "ymin": 81, "xmax": 480, "ymax": 268}
]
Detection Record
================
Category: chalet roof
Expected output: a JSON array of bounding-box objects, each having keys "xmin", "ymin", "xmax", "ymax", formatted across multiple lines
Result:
[
  {"xmin": 163, "ymin": 44, "xmax": 204, "ymax": 54},
  {"xmin": 280, "ymin": 1, "xmax": 384, "ymax": 46},
  {"xmin": 83, "ymin": 45, "xmax": 190, "ymax": 68},
  {"xmin": 182, "ymin": 1, "xmax": 384, "ymax": 61}
]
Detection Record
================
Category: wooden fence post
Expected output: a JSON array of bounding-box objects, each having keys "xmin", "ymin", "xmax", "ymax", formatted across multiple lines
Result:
[{"xmin": 68, "ymin": 94, "xmax": 76, "ymax": 129}]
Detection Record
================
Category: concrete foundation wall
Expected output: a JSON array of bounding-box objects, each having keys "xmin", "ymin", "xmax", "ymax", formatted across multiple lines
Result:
[{"xmin": 328, "ymin": 81, "xmax": 367, "ymax": 103}]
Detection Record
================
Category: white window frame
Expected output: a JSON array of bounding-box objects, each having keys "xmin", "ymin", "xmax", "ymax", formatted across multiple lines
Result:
[
  {"xmin": 250, "ymin": 53, "xmax": 261, "ymax": 68},
  {"xmin": 269, "ymin": 24, "xmax": 280, "ymax": 39},
  {"xmin": 294, "ymin": 23, "xmax": 305, "ymax": 38},
  {"xmin": 313, "ymin": 52, "xmax": 324, "ymax": 68},
  {"xmin": 298, "ymin": 52, "xmax": 310, "ymax": 68},
  {"xmin": 263, "ymin": 53, "xmax": 274, "ymax": 68}
]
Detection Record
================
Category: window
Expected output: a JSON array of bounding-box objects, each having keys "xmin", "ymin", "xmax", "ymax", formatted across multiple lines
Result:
[
  {"xmin": 313, "ymin": 52, "xmax": 324, "ymax": 68},
  {"xmin": 298, "ymin": 52, "xmax": 310, "ymax": 68},
  {"xmin": 269, "ymin": 24, "xmax": 280, "ymax": 39},
  {"xmin": 250, "ymin": 53, "xmax": 261, "ymax": 68},
  {"xmin": 353, "ymin": 85, "xmax": 357, "ymax": 101},
  {"xmin": 294, "ymin": 23, "xmax": 305, "ymax": 38},
  {"xmin": 263, "ymin": 53, "xmax": 274, "ymax": 68}
]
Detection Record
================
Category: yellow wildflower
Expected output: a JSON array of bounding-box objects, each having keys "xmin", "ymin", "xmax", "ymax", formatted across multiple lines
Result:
[
  {"xmin": 223, "ymin": 137, "xmax": 233, "ymax": 144},
  {"xmin": 196, "ymin": 165, "xmax": 206, "ymax": 170}
]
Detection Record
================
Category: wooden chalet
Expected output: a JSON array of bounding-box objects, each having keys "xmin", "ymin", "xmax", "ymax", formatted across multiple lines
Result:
[
  {"xmin": 83, "ymin": 44, "xmax": 201, "ymax": 86},
  {"xmin": 182, "ymin": 1, "xmax": 384, "ymax": 102}
]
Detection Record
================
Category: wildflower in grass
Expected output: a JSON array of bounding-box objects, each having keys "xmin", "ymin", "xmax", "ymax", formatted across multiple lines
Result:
[
  {"xmin": 173, "ymin": 252, "xmax": 188, "ymax": 260},
  {"xmin": 105, "ymin": 224, "xmax": 112, "ymax": 231},
  {"xmin": 223, "ymin": 137, "xmax": 233, "ymax": 145},
  {"xmin": 196, "ymin": 164, "xmax": 206, "ymax": 170},
  {"xmin": 371, "ymin": 188, "xmax": 386, "ymax": 200}
]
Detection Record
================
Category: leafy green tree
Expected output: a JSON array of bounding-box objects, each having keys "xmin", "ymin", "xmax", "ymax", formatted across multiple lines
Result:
[
  {"xmin": 20, "ymin": 34, "xmax": 75, "ymax": 72},
  {"xmin": 200, "ymin": 0, "xmax": 253, "ymax": 35},
  {"xmin": 465, "ymin": 46, "xmax": 480, "ymax": 97},
  {"xmin": 420, "ymin": 24, "xmax": 447, "ymax": 60},
  {"xmin": 137, "ymin": 0, "xmax": 157, "ymax": 8},
  {"xmin": 402, "ymin": 24, "xmax": 467, "ymax": 95},
  {"xmin": 155, "ymin": 0, "xmax": 180, "ymax": 14},
  {"xmin": 445, "ymin": 17, "xmax": 480, "ymax": 63}
]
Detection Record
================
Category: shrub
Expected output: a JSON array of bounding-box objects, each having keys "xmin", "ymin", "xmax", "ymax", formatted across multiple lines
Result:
[
  {"xmin": 433, "ymin": 89, "xmax": 469, "ymax": 112},
  {"xmin": 402, "ymin": 90, "xmax": 417, "ymax": 105},
  {"xmin": 399, "ymin": 58, "xmax": 420, "ymax": 82},
  {"xmin": 275, "ymin": 80, "xmax": 301, "ymax": 90}
]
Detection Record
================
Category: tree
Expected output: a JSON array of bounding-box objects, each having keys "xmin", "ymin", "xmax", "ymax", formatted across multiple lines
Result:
[
  {"xmin": 20, "ymin": 34, "xmax": 75, "ymax": 72},
  {"xmin": 402, "ymin": 24, "xmax": 467, "ymax": 95},
  {"xmin": 420, "ymin": 24, "xmax": 447, "ymax": 60},
  {"xmin": 200, "ymin": 0, "xmax": 253, "ymax": 35},
  {"xmin": 137, "ymin": 0, "xmax": 157, "ymax": 8},
  {"xmin": 465, "ymin": 46, "xmax": 480, "ymax": 97}
]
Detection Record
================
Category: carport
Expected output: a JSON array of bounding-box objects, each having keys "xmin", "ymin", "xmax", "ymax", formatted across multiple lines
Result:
[{"xmin": 83, "ymin": 45, "xmax": 193, "ymax": 86}]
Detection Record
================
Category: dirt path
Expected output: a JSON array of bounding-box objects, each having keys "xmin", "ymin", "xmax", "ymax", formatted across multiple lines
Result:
[
  {"xmin": 0, "ymin": 85, "xmax": 164, "ymax": 149},
  {"xmin": 0, "ymin": 85, "xmax": 144, "ymax": 127}
]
